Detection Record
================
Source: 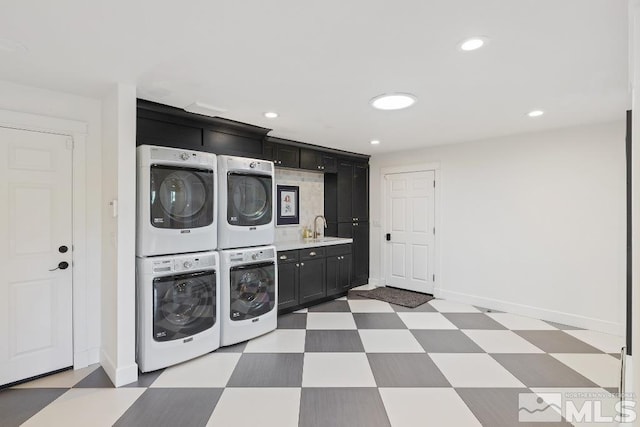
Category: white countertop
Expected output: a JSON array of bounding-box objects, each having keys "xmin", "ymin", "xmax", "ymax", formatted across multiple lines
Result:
[{"xmin": 275, "ymin": 236, "xmax": 353, "ymax": 251}]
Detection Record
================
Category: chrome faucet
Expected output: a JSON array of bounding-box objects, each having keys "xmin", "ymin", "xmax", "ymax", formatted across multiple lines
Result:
[{"xmin": 313, "ymin": 215, "xmax": 327, "ymax": 239}]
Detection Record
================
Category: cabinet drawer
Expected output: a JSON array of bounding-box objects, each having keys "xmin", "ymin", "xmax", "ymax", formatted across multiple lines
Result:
[
  {"xmin": 277, "ymin": 250, "xmax": 299, "ymax": 263},
  {"xmin": 299, "ymin": 247, "xmax": 325, "ymax": 260},
  {"xmin": 325, "ymin": 244, "xmax": 351, "ymax": 257}
]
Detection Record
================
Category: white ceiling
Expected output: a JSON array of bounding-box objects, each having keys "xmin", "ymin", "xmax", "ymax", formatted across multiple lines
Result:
[{"xmin": 0, "ymin": 0, "xmax": 629, "ymax": 154}]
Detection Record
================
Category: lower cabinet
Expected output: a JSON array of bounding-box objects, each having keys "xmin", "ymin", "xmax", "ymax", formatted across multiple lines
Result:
[{"xmin": 277, "ymin": 244, "xmax": 352, "ymax": 312}]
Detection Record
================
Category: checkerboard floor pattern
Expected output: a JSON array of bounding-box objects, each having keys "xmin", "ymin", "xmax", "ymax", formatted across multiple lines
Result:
[{"xmin": 1, "ymin": 291, "xmax": 623, "ymax": 427}]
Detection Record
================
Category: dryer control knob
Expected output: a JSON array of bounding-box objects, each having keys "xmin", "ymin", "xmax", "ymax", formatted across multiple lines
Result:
[
  {"xmin": 180, "ymin": 153, "xmax": 190, "ymax": 160},
  {"xmin": 183, "ymin": 260, "xmax": 193, "ymax": 269},
  {"xmin": 251, "ymin": 253, "xmax": 259, "ymax": 260},
  {"xmin": 249, "ymin": 161, "xmax": 257, "ymax": 168}
]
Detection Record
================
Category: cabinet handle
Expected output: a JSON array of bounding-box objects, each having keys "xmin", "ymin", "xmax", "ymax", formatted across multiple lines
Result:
[
  {"xmin": 309, "ymin": 251, "xmax": 316, "ymax": 256},
  {"xmin": 296, "ymin": 263, "xmax": 299, "ymax": 267},
  {"xmin": 321, "ymin": 166, "xmax": 325, "ymax": 170},
  {"xmin": 280, "ymin": 255, "xmax": 288, "ymax": 260},
  {"xmin": 301, "ymin": 262, "xmax": 305, "ymax": 266}
]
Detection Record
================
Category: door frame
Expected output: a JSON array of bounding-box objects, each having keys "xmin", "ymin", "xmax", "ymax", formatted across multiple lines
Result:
[
  {"xmin": 380, "ymin": 163, "xmax": 441, "ymax": 296},
  {"xmin": 0, "ymin": 108, "xmax": 91, "ymax": 370}
]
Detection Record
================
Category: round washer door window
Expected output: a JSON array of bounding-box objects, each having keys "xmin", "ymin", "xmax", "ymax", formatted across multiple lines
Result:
[
  {"xmin": 229, "ymin": 263, "xmax": 275, "ymax": 321},
  {"xmin": 159, "ymin": 171, "xmax": 208, "ymax": 220},
  {"xmin": 227, "ymin": 174, "xmax": 272, "ymax": 226}
]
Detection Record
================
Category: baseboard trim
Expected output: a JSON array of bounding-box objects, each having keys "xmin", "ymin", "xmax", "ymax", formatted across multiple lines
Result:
[
  {"xmin": 100, "ymin": 350, "xmax": 138, "ymax": 388},
  {"xmin": 368, "ymin": 278, "xmax": 383, "ymax": 288},
  {"xmin": 438, "ymin": 289, "xmax": 623, "ymax": 336}
]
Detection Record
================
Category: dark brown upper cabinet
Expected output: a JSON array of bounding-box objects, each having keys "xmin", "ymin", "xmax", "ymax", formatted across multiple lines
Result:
[
  {"xmin": 263, "ymin": 138, "xmax": 300, "ymax": 168},
  {"xmin": 300, "ymin": 148, "xmax": 337, "ymax": 173}
]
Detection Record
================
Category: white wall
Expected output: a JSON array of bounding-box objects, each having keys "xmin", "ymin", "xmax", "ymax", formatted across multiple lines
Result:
[
  {"xmin": 370, "ymin": 121, "xmax": 626, "ymax": 334},
  {"xmin": 101, "ymin": 83, "xmax": 138, "ymax": 387},
  {"xmin": 0, "ymin": 80, "xmax": 103, "ymax": 363}
]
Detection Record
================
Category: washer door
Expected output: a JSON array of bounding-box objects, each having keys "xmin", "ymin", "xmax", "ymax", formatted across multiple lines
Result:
[
  {"xmin": 227, "ymin": 173, "xmax": 272, "ymax": 226},
  {"xmin": 229, "ymin": 261, "xmax": 276, "ymax": 321},
  {"xmin": 153, "ymin": 270, "xmax": 216, "ymax": 342},
  {"xmin": 150, "ymin": 165, "xmax": 214, "ymax": 229}
]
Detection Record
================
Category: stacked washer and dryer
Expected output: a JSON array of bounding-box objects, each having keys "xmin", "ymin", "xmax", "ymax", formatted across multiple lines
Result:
[{"xmin": 136, "ymin": 146, "xmax": 277, "ymax": 372}]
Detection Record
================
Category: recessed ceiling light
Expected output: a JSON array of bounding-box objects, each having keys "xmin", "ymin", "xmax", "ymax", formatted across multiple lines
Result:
[
  {"xmin": 264, "ymin": 112, "xmax": 279, "ymax": 119},
  {"xmin": 0, "ymin": 37, "xmax": 27, "ymax": 53},
  {"xmin": 370, "ymin": 140, "xmax": 380, "ymax": 145},
  {"xmin": 370, "ymin": 93, "xmax": 417, "ymax": 111},
  {"xmin": 459, "ymin": 37, "xmax": 487, "ymax": 51},
  {"xmin": 528, "ymin": 110, "xmax": 544, "ymax": 117}
]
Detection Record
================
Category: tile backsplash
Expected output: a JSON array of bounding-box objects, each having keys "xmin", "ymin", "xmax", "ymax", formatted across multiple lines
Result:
[{"xmin": 275, "ymin": 168, "xmax": 324, "ymax": 241}]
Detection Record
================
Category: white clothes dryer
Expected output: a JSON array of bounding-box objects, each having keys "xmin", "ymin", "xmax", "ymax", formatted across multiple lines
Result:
[
  {"xmin": 137, "ymin": 145, "xmax": 217, "ymax": 257},
  {"xmin": 219, "ymin": 246, "xmax": 278, "ymax": 346},
  {"xmin": 136, "ymin": 251, "xmax": 220, "ymax": 372},
  {"xmin": 217, "ymin": 155, "xmax": 274, "ymax": 249}
]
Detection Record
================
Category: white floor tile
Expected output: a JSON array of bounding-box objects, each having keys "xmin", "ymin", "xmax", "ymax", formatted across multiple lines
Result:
[
  {"xmin": 348, "ymin": 299, "xmax": 394, "ymax": 313},
  {"xmin": 397, "ymin": 312, "xmax": 458, "ymax": 329},
  {"xmin": 207, "ymin": 388, "xmax": 300, "ymax": 427},
  {"xmin": 13, "ymin": 364, "xmax": 99, "ymax": 389},
  {"xmin": 359, "ymin": 330, "xmax": 424, "ymax": 353},
  {"xmin": 428, "ymin": 299, "xmax": 481, "ymax": 313},
  {"xmin": 302, "ymin": 353, "xmax": 376, "ymax": 387},
  {"xmin": 429, "ymin": 353, "xmax": 525, "ymax": 388},
  {"xmin": 22, "ymin": 388, "xmax": 145, "ymax": 427},
  {"xmin": 462, "ymin": 330, "xmax": 544, "ymax": 353},
  {"xmin": 293, "ymin": 308, "xmax": 308, "ymax": 313},
  {"xmin": 565, "ymin": 330, "xmax": 624, "ymax": 354},
  {"xmin": 380, "ymin": 388, "xmax": 481, "ymax": 427},
  {"xmin": 487, "ymin": 313, "xmax": 558, "ymax": 330},
  {"xmin": 351, "ymin": 283, "xmax": 377, "ymax": 291},
  {"xmin": 244, "ymin": 329, "xmax": 306, "ymax": 353},
  {"xmin": 551, "ymin": 354, "xmax": 621, "ymax": 388},
  {"xmin": 150, "ymin": 353, "xmax": 241, "ymax": 388},
  {"xmin": 306, "ymin": 313, "xmax": 356, "ymax": 330}
]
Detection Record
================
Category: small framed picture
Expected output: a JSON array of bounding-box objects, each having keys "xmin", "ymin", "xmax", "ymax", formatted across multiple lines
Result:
[{"xmin": 276, "ymin": 185, "xmax": 300, "ymax": 226}]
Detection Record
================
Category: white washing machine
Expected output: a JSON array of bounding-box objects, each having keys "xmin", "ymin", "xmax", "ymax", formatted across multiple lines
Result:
[
  {"xmin": 136, "ymin": 251, "xmax": 220, "ymax": 372},
  {"xmin": 137, "ymin": 145, "xmax": 217, "ymax": 257},
  {"xmin": 219, "ymin": 245, "xmax": 278, "ymax": 346},
  {"xmin": 217, "ymin": 155, "xmax": 274, "ymax": 249}
]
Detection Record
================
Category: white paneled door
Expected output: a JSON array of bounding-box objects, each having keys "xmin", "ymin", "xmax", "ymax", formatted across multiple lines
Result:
[
  {"xmin": 384, "ymin": 171, "xmax": 436, "ymax": 294},
  {"xmin": 0, "ymin": 126, "xmax": 73, "ymax": 386}
]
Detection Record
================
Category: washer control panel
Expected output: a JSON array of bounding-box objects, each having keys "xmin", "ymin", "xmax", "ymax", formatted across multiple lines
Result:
[
  {"xmin": 228, "ymin": 247, "xmax": 276, "ymax": 264},
  {"xmin": 151, "ymin": 253, "xmax": 216, "ymax": 273}
]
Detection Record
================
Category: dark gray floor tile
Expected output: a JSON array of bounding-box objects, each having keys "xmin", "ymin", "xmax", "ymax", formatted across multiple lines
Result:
[
  {"xmin": 216, "ymin": 341, "xmax": 248, "ymax": 353},
  {"xmin": 123, "ymin": 369, "xmax": 165, "ymax": 388},
  {"xmin": 352, "ymin": 313, "xmax": 407, "ymax": 329},
  {"xmin": 307, "ymin": 300, "xmax": 351, "ymax": 312},
  {"xmin": 226, "ymin": 353, "xmax": 303, "ymax": 387},
  {"xmin": 300, "ymin": 388, "xmax": 391, "ymax": 427},
  {"xmin": 367, "ymin": 353, "xmax": 450, "ymax": 387},
  {"xmin": 390, "ymin": 302, "xmax": 437, "ymax": 312},
  {"xmin": 305, "ymin": 330, "xmax": 364, "ymax": 352},
  {"xmin": 492, "ymin": 354, "xmax": 598, "ymax": 388},
  {"xmin": 515, "ymin": 331, "xmax": 602, "ymax": 353},
  {"xmin": 277, "ymin": 313, "xmax": 307, "ymax": 329},
  {"xmin": 456, "ymin": 388, "xmax": 570, "ymax": 427},
  {"xmin": 114, "ymin": 388, "xmax": 222, "ymax": 427},
  {"xmin": 411, "ymin": 330, "xmax": 484, "ymax": 353},
  {"xmin": 605, "ymin": 387, "xmax": 619, "ymax": 394},
  {"xmin": 609, "ymin": 352, "xmax": 622, "ymax": 360},
  {"xmin": 0, "ymin": 388, "xmax": 67, "ymax": 426},
  {"xmin": 544, "ymin": 321, "xmax": 584, "ymax": 330},
  {"xmin": 443, "ymin": 313, "xmax": 507, "ymax": 330},
  {"xmin": 73, "ymin": 367, "xmax": 114, "ymax": 388},
  {"xmin": 346, "ymin": 291, "xmax": 368, "ymax": 300}
]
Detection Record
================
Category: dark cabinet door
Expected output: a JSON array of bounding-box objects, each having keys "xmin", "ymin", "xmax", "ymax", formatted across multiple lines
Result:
[
  {"xmin": 277, "ymin": 261, "xmax": 299, "ymax": 310},
  {"xmin": 300, "ymin": 148, "xmax": 322, "ymax": 171},
  {"xmin": 276, "ymin": 145, "xmax": 300, "ymax": 168},
  {"xmin": 325, "ymin": 256, "xmax": 340, "ymax": 296},
  {"xmin": 352, "ymin": 222, "xmax": 370, "ymax": 286},
  {"xmin": 322, "ymin": 154, "xmax": 337, "ymax": 173},
  {"xmin": 337, "ymin": 162, "xmax": 353, "ymax": 222},
  {"xmin": 337, "ymin": 222, "xmax": 353, "ymax": 239},
  {"xmin": 262, "ymin": 141, "xmax": 275, "ymax": 161},
  {"xmin": 299, "ymin": 258, "xmax": 326, "ymax": 303},
  {"xmin": 352, "ymin": 163, "xmax": 369, "ymax": 221},
  {"xmin": 339, "ymin": 254, "xmax": 352, "ymax": 291}
]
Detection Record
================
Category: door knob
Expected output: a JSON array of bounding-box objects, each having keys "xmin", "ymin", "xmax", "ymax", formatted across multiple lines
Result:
[
  {"xmin": 59, "ymin": 245, "xmax": 68, "ymax": 253},
  {"xmin": 49, "ymin": 261, "xmax": 69, "ymax": 271}
]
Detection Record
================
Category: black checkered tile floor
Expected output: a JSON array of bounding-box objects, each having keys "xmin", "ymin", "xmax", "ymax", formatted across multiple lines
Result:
[{"xmin": 1, "ymin": 293, "xmax": 624, "ymax": 426}]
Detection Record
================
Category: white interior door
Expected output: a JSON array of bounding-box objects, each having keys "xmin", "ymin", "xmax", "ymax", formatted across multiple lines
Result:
[
  {"xmin": 384, "ymin": 170, "xmax": 436, "ymax": 294},
  {"xmin": 0, "ymin": 126, "xmax": 73, "ymax": 386}
]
